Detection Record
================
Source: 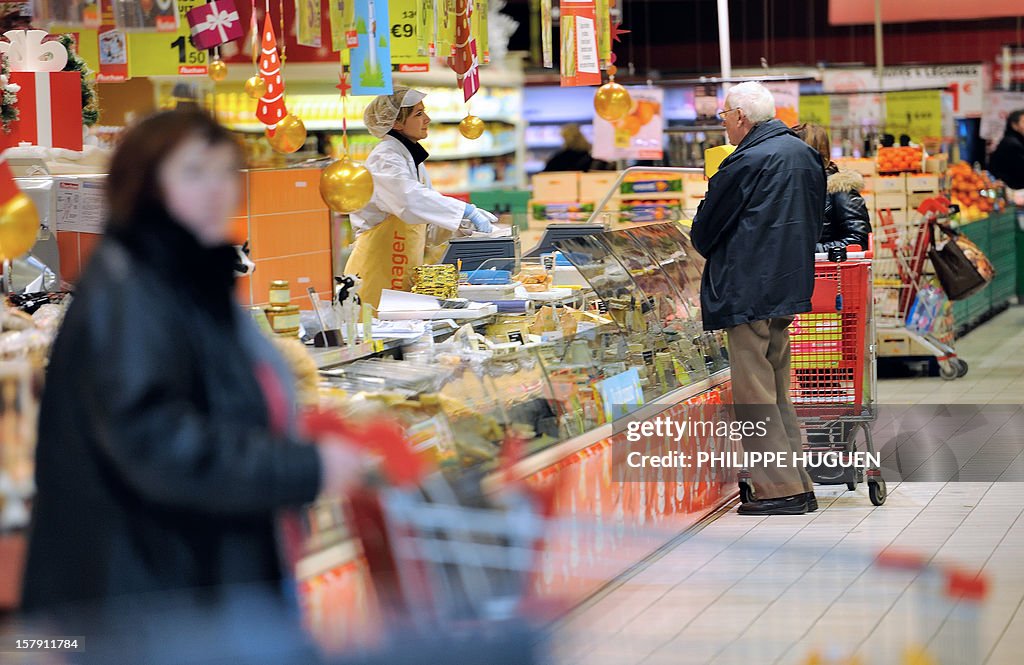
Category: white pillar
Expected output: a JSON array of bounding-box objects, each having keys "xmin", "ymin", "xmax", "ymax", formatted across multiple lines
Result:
[{"xmin": 717, "ymin": 0, "xmax": 731, "ymax": 81}]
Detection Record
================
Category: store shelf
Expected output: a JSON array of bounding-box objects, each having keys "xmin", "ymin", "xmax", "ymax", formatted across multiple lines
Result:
[
  {"xmin": 226, "ymin": 114, "xmax": 519, "ymax": 133},
  {"xmin": 429, "ymin": 145, "xmax": 517, "ymax": 161}
]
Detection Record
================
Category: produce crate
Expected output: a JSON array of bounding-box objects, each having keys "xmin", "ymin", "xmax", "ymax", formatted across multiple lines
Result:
[{"xmin": 532, "ymin": 172, "xmax": 580, "ymax": 203}]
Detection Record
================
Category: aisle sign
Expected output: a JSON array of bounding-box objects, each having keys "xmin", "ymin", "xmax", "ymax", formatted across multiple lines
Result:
[
  {"xmin": 127, "ymin": 0, "xmax": 207, "ymax": 76},
  {"xmin": 559, "ymin": 0, "xmax": 600, "ymax": 87},
  {"xmin": 822, "ymin": 64, "xmax": 987, "ymax": 119},
  {"xmin": 884, "ymin": 90, "xmax": 943, "ymax": 142},
  {"xmin": 799, "ymin": 95, "xmax": 830, "ymax": 126}
]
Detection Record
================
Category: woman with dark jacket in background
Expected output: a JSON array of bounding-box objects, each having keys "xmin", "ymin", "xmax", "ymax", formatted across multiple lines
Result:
[
  {"xmin": 795, "ymin": 123, "xmax": 872, "ymax": 253},
  {"xmin": 988, "ymin": 109, "xmax": 1024, "ymax": 190},
  {"xmin": 22, "ymin": 110, "xmax": 363, "ymax": 612}
]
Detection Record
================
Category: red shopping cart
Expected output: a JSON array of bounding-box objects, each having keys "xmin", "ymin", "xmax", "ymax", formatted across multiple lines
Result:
[{"xmin": 738, "ymin": 255, "xmax": 885, "ymax": 506}]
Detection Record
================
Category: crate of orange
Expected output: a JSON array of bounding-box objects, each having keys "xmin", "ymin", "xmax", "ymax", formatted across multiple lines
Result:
[
  {"xmin": 946, "ymin": 161, "xmax": 998, "ymax": 221},
  {"xmin": 876, "ymin": 146, "xmax": 924, "ymax": 174}
]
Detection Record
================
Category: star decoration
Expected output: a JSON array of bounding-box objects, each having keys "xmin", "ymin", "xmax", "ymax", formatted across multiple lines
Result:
[
  {"xmin": 612, "ymin": 22, "xmax": 630, "ymax": 43},
  {"xmin": 335, "ymin": 72, "xmax": 351, "ymax": 97}
]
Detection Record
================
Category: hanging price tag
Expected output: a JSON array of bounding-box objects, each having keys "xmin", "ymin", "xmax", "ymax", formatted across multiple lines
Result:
[
  {"xmin": 127, "ymin": 0, "xmax": 207, "ymax": 77},
  {"xmin": 389, "ymin": 0, "xmax": 427, "ymax": 71}
]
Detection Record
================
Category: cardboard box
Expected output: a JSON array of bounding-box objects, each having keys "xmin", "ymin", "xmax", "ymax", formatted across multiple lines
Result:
[
  {"xmin": 907, "ymin": 192, "xmax": 942, "ymax": 210},
  {"xmin": 861, "ymin": 192, "xmax": 876, "ymax": 211},
  {"xmin": 877, "ymin": 334, "xmax": 911, "ymax": 357},
  {"xmin": 578, "ymin": 172, "xmax": 619, "ymax": 203},
  {"xmin": 10, "ymin": 71, "xmax": 83, "ymax": 151},
  {"xmin": 529, "ymin": 200, "xmax": 594, "ymax": 222},
  {"xmin": 683, "ymin": 177, "xmax": 709, "ymax": 198},
  {"xmin": 835, "ymin": 157, "xmax": 877, "ymax": 176},
  {"xmin": 874, "ymin": 191, "xmax": 906, "ymax": 211},
  {"xmin": 874, "ymin": 174, "xmax": 907, "ymax": 193},
  {"xmin": 905, "ymin": 174, "xmax": 940, "ymax": 193},
  {"xmin": 532, "ymin": 172, "xmax": 580, "ymax": 203},
  {"xmin": 859, "ymin": 175, "xmax": 875, "ymax": 193},
  {"xmin": 924, "ymin": 154, "xmax": 949, "ymax": 174}
]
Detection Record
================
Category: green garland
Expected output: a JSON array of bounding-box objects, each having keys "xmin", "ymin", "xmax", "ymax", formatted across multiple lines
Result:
[
  {"xmin": 0, "ymin": 53, "xmax": 17, "ymax": 133},
  {"xmin": 58, "ymin": 34, "xmax": 99, "ymax": 127}
]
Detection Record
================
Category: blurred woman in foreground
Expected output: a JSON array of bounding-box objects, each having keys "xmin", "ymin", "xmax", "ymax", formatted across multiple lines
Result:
[{"xmin": 22, "ymin": 110, "xmax": 362, "ymax": 610}]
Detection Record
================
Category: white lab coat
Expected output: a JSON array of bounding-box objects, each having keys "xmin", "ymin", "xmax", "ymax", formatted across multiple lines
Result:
[{"xmin": 350, "ymin": 135, "xmax": 465, "ymax": 235}]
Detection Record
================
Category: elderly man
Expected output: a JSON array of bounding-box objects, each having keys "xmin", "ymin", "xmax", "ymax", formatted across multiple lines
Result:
[{"xmin": 690, "ymin": 82, "xmax": 826, "ymax": 516}]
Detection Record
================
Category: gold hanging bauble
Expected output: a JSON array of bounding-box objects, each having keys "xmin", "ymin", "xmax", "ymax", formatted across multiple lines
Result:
[
  {"xmin": 0, "ymin": 193, "xmax": 40, "ymax": 262},
  {"xmin": 594, "ymin": 80, "xmax": 632, "ymax": 122},
  {"xmin": 266, "ymin": 114, "xmax": 307, "ymax": 154},
  {"xmin": 319, "ymin": 157, "xmax": 375, "ymax": 213},
  {"xmin": 208, "ymin": 57, "xmax": 228, "ymax": 82},
  {"xmin": 244, "ymin": 75, "xmax": 268, "ymax": 99},
  {"xmin": 458, "ymin": 115, "xmax": 485, "ymax": 140}
]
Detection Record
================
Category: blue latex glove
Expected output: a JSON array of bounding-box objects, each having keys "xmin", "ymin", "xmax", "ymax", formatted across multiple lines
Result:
[{"xmin": 463, "ymin": 203, "xmax": 497, "ymax": 233}]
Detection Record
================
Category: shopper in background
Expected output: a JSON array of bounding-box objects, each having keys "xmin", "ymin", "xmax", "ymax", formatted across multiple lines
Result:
[
  {"xmin": 543, "ymin": 123, "xmax": 598, "ymax": 172},
  {"xmin": 988, "ymin": 109, "xmax": 1024, "ymax": 190},
  {"xmin": 794, "ymin": 122, "xmax": 872, "ymax": 254},
  {"xmin": 690, "ymin": 81, "xmax": 825, "ymax": 516},
  {"xmin": 348, "ymin": 86, "xmax": 498, "ymax": 309},
  {"xmin": 22, "ymin": 110, "xmax": 364, "ymax": 611}
]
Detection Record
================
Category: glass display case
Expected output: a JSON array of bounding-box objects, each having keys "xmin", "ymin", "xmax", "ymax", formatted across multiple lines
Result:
[{"xmin": 314, "ymin": 221, "xmax": 729, "ymax": 470}]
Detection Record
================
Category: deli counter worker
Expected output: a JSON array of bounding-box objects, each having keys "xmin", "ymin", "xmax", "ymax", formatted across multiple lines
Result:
[{"xmin": 347, "ymin": 86, "xmax": 498, "ymax": 309}]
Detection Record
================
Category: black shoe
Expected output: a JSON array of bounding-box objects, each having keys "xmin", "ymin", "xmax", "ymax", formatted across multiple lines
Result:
[
  {"xmin": 737, "ymin": 495, "xmax": 809, "ymax": 516},
  {"xmin": 805, "ymin": 492, "xmax": 819, "ymax": 512}
]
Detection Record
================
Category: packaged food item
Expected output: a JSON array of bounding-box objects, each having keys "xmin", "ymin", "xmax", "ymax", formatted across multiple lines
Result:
[
  {"xmin": 620, "ymin": 177, "xmax": 683, "ymax": 195},
  {"xmin": 265, "ymin": 304, "xmax": 301, "ymax": 336},
  {"xmin": 515, "ymin": 264, "xmax": 551, "ymax": 292},
  {"xmin": 412, "ymin": 264, "xmax": 460, "ymax": 299},
  {"xmin": 269, "ymin": 280, "xmax": 291, "ymax": 305}
]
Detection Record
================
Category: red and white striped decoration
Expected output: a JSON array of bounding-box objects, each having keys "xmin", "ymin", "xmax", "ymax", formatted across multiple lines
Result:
[{"xmin": 256, "ymin": 13, "xmax": 287, "ymax": 132}]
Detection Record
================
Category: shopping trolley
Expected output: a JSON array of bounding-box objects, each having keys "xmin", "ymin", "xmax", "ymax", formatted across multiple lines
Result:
[
  {"xmin": 554, "ymin": 533, "xmax": 990, "ymax": 665},
  {"xmin": 874, "ymin": 198, "xmax": 967, "ymax": 380},
  {"xmin": 738, "ymin": 256, "xmax": 885, "ymax": 506}
]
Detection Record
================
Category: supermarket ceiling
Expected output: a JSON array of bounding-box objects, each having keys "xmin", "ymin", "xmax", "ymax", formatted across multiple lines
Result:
[{"xmin": 504, "ymin": 0, "xmax": 1022, "ymax": 73}]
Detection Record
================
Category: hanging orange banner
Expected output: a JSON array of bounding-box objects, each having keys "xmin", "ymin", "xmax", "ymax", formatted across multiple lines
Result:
[{"xmin": 829, "ymin": 0, "xmax": 1022, "ymax": 25}]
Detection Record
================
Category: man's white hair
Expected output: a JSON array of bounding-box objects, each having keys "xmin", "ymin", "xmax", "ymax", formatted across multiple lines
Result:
[{"xmin": 725, "ymin": 82, "xmax": 776, "ymax": 124}]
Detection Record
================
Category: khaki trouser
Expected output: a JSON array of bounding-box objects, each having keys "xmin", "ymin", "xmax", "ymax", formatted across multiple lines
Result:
[{"xmin": 727, "ymin": 317, "xmax": 814, "ymax": 500}]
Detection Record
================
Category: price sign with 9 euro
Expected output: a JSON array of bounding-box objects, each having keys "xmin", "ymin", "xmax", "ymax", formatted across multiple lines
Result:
[
  {"xmin": 127, "ymin": 0, "xmax": 207, "ymax": 77},
  {"xmin": 389, "ymin": 0, "xmax": 428, "ymax": 72}
]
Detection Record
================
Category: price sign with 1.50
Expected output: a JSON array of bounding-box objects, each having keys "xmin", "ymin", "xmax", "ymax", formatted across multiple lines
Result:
[{"xmin": 127, "ymin": 0, "xmax": 208, "ymax": 77}]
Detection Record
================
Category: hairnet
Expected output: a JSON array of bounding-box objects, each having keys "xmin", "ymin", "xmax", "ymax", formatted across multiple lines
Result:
[{"xmin": 363, "ymin": 87, "xmax": 427, "ymax": 138}]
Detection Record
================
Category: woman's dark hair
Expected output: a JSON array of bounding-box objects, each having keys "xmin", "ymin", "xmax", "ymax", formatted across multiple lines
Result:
[
  {"xmin": 1006, "ymin": 109, "xmax": 1024, "ymax": 134},
  {"xmin": 793, "ymin": 122, "xmax": 832, "ymax": 170},
  {"xmin": 107, "ymin": 109, "xmax": 244, "ymax": 231}
]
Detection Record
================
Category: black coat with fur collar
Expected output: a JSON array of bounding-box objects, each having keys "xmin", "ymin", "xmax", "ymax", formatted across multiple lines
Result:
[{"xmin": 819, "ymin": 166, "xmax": 872, "ymax": 254}]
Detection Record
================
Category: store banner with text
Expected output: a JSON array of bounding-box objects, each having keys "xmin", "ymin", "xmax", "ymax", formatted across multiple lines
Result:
[
  {"xmin": 798, "ymin": 95, "xmax": 830, "ymax": 126},
  {"xmin": 595, "ymin": 0, "xmax": 610, "ymax": 67},
  {"xmin": 765, "ymin": 81, "xmax": 799, "ymax": 127},
  {"xmin": 822, "ymin": 65, "xmax": 987, "ymax": 119},
  {"xmin": 559, "ymin": 0, "xmax": 600, "ymax": 86},
  {"xmin": 473, "ymin": 0, "xmax": 489, "ymax": 64},
  {"xmin": 127, "ymin": 0, "xmax": 207, "ymax": 76},
  {"xmin": 593, "ymin": 87, "xmax": 664, "ymax": 161},
  {"xmin": 330, "ymin": 0, "xmax": 359, "ymax": 51},
  {"xmin": 885, "ymin": 90, "xmax": 943, "ymax": 142}
]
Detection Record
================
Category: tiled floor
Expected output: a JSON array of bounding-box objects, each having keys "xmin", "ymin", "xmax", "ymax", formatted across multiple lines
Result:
[{"xmin": 556, "ymin": 306, "xmax": 1024, "ymax": 665}]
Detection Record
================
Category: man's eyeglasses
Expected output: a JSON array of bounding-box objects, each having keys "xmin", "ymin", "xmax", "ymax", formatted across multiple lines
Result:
[{"xmin": 718, "ymin": 108, "xmax": 741, "ymax": 120}]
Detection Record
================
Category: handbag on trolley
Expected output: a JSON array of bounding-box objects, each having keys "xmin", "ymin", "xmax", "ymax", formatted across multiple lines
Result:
[{"xmin": 928, "ymin": 222, "xmax": 995, "ymax": 301}]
